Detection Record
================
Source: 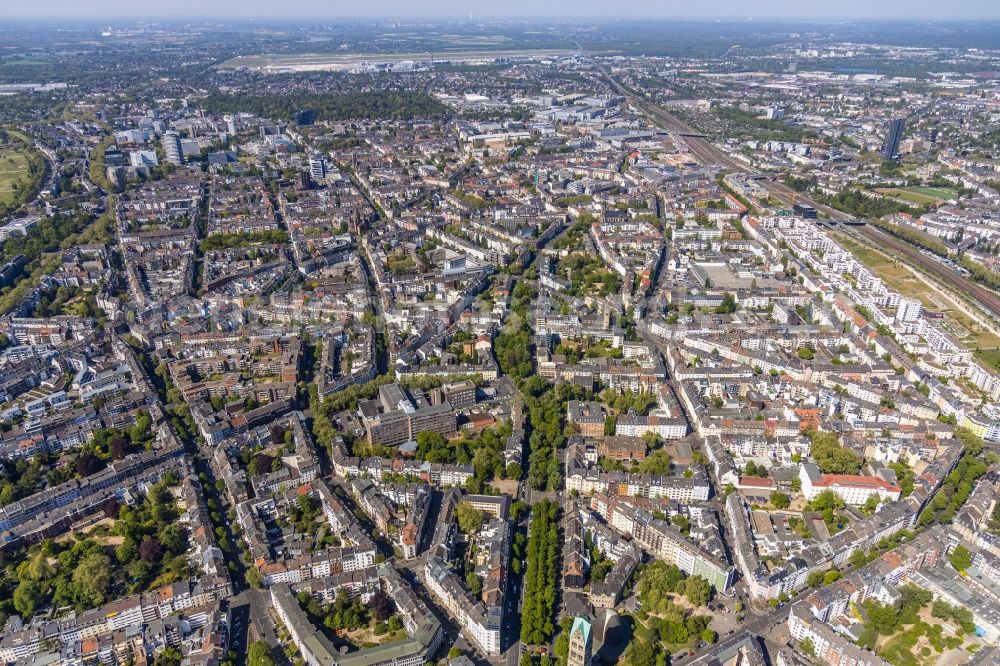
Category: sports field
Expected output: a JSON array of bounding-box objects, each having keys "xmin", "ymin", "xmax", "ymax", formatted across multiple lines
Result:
[
  {"xmin": 908, "ymin": 186, "xmax": 958, "ymax": 200},
  {"xmin": 873, "ymin": 186, "xmax": 958, "ymax": 207}
]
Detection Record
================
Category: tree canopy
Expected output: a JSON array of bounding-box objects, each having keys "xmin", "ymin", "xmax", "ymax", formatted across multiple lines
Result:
[
  {"xmin": 201, "ymin": 91, "xmax": 448, "ymax": 122},
  {"xmin": 520, "ymin": 500, "xmax": 559, "ymax": 646},
  {"xmin": 456, "ymin": 501, "xmax": 485, "ymax": 535},
  {"xmin": 808, "ymin": 430, "xmax": 862, "ymax": 474},
  {"xmin": 248, "ymin": 641, "xmax": 275, "ymax": 666},
  {"xmin": 948, "ymin": 545, "xmax": 972, "ymax": 573}
]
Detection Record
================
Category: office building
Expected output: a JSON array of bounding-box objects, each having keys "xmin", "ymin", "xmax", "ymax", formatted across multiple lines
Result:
[
  {"xmin": 161, "ymin": 131, "xmax": 183, "ymax": 165},
  {"xmin": 882, "ymin": 118, "xmax": 905, "ymax": 160},
  {"xmin": 359, "ymin": 384, "xmax": 457, "ymax": 447},
  {"xmin": 310, "ymin": 156, "xmax": 327, "ymax": 181}
]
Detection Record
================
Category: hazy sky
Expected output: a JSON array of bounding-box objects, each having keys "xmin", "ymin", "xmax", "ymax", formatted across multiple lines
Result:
[{"xmin": 4, "ymin": 0, "xmax": 999, "ymax": 19}]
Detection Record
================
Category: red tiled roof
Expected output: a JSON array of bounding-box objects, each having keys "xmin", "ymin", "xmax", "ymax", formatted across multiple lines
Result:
[{"xmin": 738, "ymin": 476, "xmax": 776, "ymax": 488}]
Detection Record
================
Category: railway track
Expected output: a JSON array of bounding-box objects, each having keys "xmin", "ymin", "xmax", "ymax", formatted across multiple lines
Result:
[
  {"xmin": 855, "ymin": 225, "xmax": 1000, "ymax": 322},
  {"xmin": 827, "ymin": 219, "xmax": 1000, "ymax": 323},
  {"xmin": 761, "ymin": 180, "xmax": 852, "ymax": 221},
  {"xmin": 595, "ymin": 60, "xmax": 1000, "ymax": 321}
]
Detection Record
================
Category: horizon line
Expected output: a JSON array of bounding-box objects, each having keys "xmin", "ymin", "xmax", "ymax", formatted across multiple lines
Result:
[{"xmin": 3, "ymin": 15, "xmax": 1000, "ymax": 22}]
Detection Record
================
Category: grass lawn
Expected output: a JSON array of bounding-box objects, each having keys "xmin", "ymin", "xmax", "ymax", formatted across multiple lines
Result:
[
  {"xmin": 0, "ymin": 148, "xmax": 33, "ymax": 206},
  {"xmin": 627, "ymin": 613, "xmax": 652, "ymax": 640},
  {"xmin": 907, "ymin": 186, "xmax": 958, "ymax": 200},
  {"xmin": 976, "ymin": 348, "xmax": 1000, "ymax": 373},
  {"xmin": 871, "ymin": 186, "xmax": 957, "ymax": 207},
  {"xmin": 873, "ymin": 188, "xmax": 941, "ymax": 207},
  {"xmin": 624, "ymin": 613, "xmax": 686, "ymax": 655},
  {"xmin": 339, "ymin": 626, "xmax": 406, "ymax": 649},
  {"xmin": 2, "ymin": 128, "xmax": 32, "ymax": 143},
  {"xmin": 836, "ymin": 234, "xmax": 1000, "ymax": 354}
]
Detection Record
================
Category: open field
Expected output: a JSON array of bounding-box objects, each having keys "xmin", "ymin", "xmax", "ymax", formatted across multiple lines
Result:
[
  {"xmin": 873, "ymin": 186, "xmax": 956, "ymax": 206},
  {"xmin": 836, "ymin": 234, "xmax": 1000, "ymax": 359},
  {"xmin": 908, "ymin": 186, "xmax": 959, "ymax": 200},
  {"xmin": 977, "ymin": 348, "xmax": 1000, "ymax": 373},
  {"xmin": 220, "ymin": 48, "xmax": 582, "ymax": 71},
  {"xmin": 0, "ymin": 148, "xmax": 33, "ymax": 207},
  {"xmin": 2, "ymin": 128, "xmax": 32, "ymax": 143}
]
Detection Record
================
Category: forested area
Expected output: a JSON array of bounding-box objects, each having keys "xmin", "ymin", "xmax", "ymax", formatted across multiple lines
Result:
[
  {"xmin": 0, "ymin": 416, "xmax": 152, "ymax": 508},
  {"xmin": 960, "ymin": 255, "xmax": 1000, "ymax": 293},
  {"xmin": 201, "ymin": 91, "xmax": 448, "ymax": 122},
  {"xmin": 804, "ymin": 490, "xmax": 851, "ymax": 534},
  {"xmin": 30, "ymin": 284, "xmax": 103, "ymax": 319},
  {"xmin": 89, "ymin": 136, "xmax": 117, "ymax": 193},
  {"xmin": 561, "ymin": 252, "xmax": 620, "ymax": 297},
  {"xmin": 296, "ymin": 588, "xmax": 403, "ymax": 640},
  {"xmin": 248, "ymin": 641, "xmax": 275, "ymax": 666},
  {"xmin": 620, "ymin": 561, "xmax": 716, "ymax": 665},
  {"xmin": 713, "ymin": 105, "xmax": 818, "ymax": 143},
  {"xmin": 494, "ymin": 281, "xmax": 536, "ymax": 379},
  {"xmin": 308, "ymin": 370, "xmax": 483, "ymax": 458},
  {"xmin": 637, "ymin": 561, "xmax": 713, "ymax": 609},
  {"xmin": 1, "ymin": 210, "xmax": 94, "ymax": 265},
  {"xmin": 72, "ymin": 416, "xmax": 155, "ymax": 479},
  {"xmin": 413, "ymin": 420, "xmax": 515, "ymax": 492},
  {"xmin": 0, "ymin": 455, "xmax": 48, "ymax": 506},
  {"xmin": 784, "ymin": 175, "xmax": 816, "ymax": 192},
  {"xmin": 861, "ymin": 218, "xmax": 1000, "ymax": 310},
  {"xmin": 494, "ymin": 319, "xmax": 533, "ymax": 379},
  {"xmin": 851, "ymin": 584, "xmax": 973, "ymax": 666},
  {"xmin": 818, "ymin": 188, "xmax": 923, "ymax": 220},
  {"xmin": 868, "ymin": 218, "xmax": 949, "ymax": 255}
]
